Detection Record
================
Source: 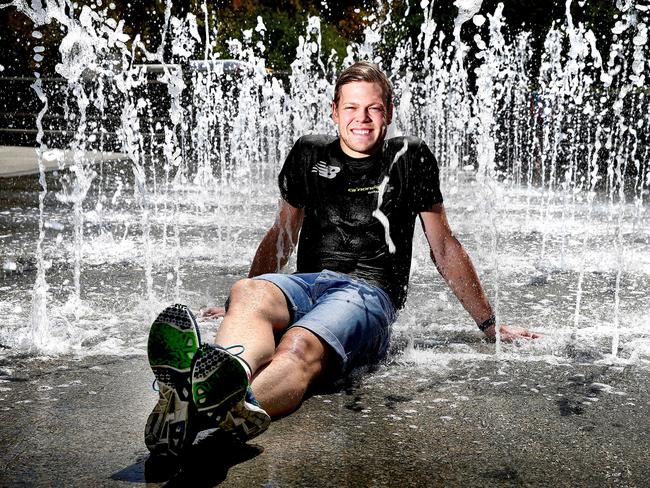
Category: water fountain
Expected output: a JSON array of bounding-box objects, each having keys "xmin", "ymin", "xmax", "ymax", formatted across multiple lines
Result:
[
  {"xmin": 2, "ymin": 2, "xmax": 650, "ymax": 486},
  {"xmin": 0, "ymin": 0, "xmax": 648, "ymax": 370}
]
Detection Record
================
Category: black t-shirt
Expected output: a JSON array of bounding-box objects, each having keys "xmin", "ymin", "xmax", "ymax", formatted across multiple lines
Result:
[{"xmin": 279, "ymin": 134, "xmax": 443, "ymax": 309}]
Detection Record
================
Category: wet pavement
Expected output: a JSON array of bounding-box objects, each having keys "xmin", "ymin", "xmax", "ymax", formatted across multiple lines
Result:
[{"xmin": 0, "ymin": 354, "xmax": 648, "ymax": 487}]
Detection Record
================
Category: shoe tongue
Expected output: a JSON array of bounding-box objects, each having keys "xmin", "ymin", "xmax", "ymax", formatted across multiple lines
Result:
[
  {"xmin": 218, "ymin": 344, "xmax": 252, "ymax": 380},
  {"xmin": 244, "ymin": 386, "xmax": 260, "ymax": 407},
  {"xmin": 233, "ymin": 356, "xmax": 252, "ymax": 381}
]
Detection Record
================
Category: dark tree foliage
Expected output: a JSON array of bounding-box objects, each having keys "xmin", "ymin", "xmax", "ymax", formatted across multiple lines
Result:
[
  {"xmin": 0, "ymin": 0, "xmax": 622, "ymax": 76},
  {"xmin": 0, "ymin": 7, "xmax": 62, "ymax": 76}
]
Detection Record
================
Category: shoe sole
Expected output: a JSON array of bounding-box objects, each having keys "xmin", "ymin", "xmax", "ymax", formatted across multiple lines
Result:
[
  {"xmin": 192, "ymin": 345, "xmax": 248, "ymax": 419},
  {"xmin": 144, "ymin": 386, "xmax": 173, "ymax": 455},
  {"xmin": 145, "ymin": 304, "xmax": 201, "ymax": 456},
  {"xmin": 219, "ymin": 399, "xmax": 271, "ymax": 441}
]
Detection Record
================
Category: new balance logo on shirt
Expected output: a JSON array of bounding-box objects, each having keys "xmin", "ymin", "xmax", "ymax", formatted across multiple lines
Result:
[{"xmin": 311, "ymin": 161, "xmax": 341, "ymax": 179}]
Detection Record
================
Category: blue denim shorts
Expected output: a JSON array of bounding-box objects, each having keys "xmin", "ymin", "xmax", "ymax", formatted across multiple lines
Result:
[{"xmin": 253, "ymin": 270, "xmax": 396, "ymax": 376}]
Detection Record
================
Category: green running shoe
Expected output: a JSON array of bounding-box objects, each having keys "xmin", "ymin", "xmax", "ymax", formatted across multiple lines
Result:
[
  {"xmin": 191, "ymin": 344, "xmax": 270, "ymax": 441},
  {"xmin": 144, "ymin": 304, "xmax": 201, "ymax": 457}
]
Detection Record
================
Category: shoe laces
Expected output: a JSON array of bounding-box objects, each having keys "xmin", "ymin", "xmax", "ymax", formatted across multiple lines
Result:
[
  {"xmin": 224, "ymin": 344, "xmax": 245, "ymax": 356},
  {"xmin": 221, "ymin": 344, "xmax": 251, "ymax": 380}
]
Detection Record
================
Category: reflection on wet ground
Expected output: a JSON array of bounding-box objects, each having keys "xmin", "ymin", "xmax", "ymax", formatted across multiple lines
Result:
[{"xmin": 0, "ymin": 354, "xmax": 648, "ymax": 487}]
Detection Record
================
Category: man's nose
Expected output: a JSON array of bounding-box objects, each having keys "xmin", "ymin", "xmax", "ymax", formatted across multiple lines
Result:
[{"xmin": 356, "ymin": 109, "xmax": 372, "ymax": 121}]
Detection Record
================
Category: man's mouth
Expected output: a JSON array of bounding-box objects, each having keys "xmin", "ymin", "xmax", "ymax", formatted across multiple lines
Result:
[{"xmin": 351, "ymin": 128, "xmax": 371, "ymax": 135}]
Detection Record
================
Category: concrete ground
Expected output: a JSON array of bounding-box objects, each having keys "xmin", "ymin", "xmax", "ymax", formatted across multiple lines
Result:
[
  {"xmin": 0, "ymin": 146, "xmax": 127, "ymax": 178},
  {"xmin": 0, "ymin": 354, "xmax": 648, "ymax": 487}
]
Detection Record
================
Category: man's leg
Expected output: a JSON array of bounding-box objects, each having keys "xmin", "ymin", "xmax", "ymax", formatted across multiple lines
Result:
[
  {"xmin": 250, "ymin": 326, "xmax": 332, "ymax": 417},
  {"xmin": 239, "ymin": 270, "xmax": 395, "ymax": 419},
  {"xmin": 215, "ymin": 277, "xmax": 292, "ymax": 373},
  {"xmin": 214, "ymin": 277, "xmax": 333, "ymax": 418},
  {"xmin": 187, "ymin": 277, "xmax": 292, "ymax": 440}
]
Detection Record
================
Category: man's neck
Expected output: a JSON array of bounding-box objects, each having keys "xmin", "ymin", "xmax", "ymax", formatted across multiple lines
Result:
[{"xmin": 337, "ymin": 140, "xmax": 384, "ymax": 159}]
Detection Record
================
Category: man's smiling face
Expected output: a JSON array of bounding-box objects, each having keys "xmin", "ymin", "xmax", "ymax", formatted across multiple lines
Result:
[{"xmin": 332, "ymin": 81, "xmax": 393, "ymax": 158}]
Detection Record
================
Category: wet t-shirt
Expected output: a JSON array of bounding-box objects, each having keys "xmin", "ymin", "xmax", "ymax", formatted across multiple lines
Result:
[{"xmin": 279, "ymin": 135, "xmax": 443, "ymax": 309}]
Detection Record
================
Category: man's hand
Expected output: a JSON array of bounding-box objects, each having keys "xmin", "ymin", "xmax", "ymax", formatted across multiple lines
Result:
[
  {"xmin": 200, "ymin": 307, "xmax": 226, "ymax": 319},
  {"xmin": 483, "ymin": 324, "xmax": 543, "ymax": 343}
]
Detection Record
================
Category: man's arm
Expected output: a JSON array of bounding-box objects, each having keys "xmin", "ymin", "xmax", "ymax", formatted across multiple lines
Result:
[
  {"xmin": 201, "ymin": 200, "xmax": 303, "ymax": 319},
  {"xmin": 248, "ymin": 200, "xmax": 304, "ymax": 278},
  {"xmin": 420, "ymin": 203, "xmax": 541, "ymax": 342}
]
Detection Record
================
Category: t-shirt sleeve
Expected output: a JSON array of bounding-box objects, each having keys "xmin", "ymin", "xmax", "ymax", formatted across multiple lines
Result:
[
  {"xmin": 412, "ymin": 140, "xmax": 443, "ymax": 211},
  {"xmin": 278, "ymin": 137, "xmax": 308, "ymax": 208}
]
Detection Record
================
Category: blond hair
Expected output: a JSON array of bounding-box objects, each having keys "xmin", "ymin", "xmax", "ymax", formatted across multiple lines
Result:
[{"xmin": 334, "ymin": 61, "xmax": 393, "ymax": 108}]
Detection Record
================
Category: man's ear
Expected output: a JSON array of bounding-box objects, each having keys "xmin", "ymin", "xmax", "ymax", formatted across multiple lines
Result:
[
  {"xmin": 331, "ymin": 101, "xmax": 339, "ymax": 123},
  {"xmin": 386, "ymin": 103, "xmax": 394, "ymax": 125}
]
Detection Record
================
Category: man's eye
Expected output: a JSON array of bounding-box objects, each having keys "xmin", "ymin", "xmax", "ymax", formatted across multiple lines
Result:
[{"xmin": 370, "ymin": 107, "xmax": 383, "ymax": 112}]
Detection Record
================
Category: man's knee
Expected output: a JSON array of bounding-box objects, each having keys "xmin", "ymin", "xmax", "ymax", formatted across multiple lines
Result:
[
  {"xmin": 229, "ymin": 278, "xmax": 269, "ymax": 306},
  {"xmin": 227, "ymin": 278, "xmax": 251, "ymax": 302},
  {"xmin": 227, "ymin": 278, "xmax": 290, "ymax": 325},
  {"xmin": 274, "ymin": 328, "xmax": 331, "ymax": 379}
]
